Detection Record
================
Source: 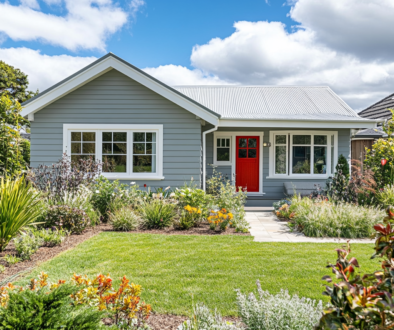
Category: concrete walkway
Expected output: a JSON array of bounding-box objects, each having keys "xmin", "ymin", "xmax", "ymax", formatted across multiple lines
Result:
[{"xmin": 246, "ymin": 212, "xmax": 374, "ymax": 243}]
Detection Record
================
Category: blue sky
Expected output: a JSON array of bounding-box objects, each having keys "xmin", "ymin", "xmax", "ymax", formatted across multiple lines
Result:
[{"xmin": 0, "ymin": 0, "xmax": 393, "ymax": 110}]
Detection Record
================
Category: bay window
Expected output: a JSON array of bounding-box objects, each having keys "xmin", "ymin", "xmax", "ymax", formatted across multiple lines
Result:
[
  {"xmin": 64, "ymin": 124, "xmax": 163, "ymax": 180},
  {"xmin": 270, "ymin": 131, "xmax": 337, "ymax": 178}
]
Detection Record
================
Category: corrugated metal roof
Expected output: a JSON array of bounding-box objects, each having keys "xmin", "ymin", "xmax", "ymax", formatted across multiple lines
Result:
[
  {"xmin": 173, "ymin": 86, "xmax": 365, "ymax": 121},
  {"xmin": 358, "ymin": 92, "xmax": 394, "ymax": 121}
]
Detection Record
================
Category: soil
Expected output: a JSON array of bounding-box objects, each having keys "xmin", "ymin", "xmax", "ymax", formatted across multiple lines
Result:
[
  {"xmin": 103, "ymin": 313, "xmax": 243, "ymax": 330},
  {"xmin": 0, "ymin": 223, "xmax": 249, "ymax": 283}
]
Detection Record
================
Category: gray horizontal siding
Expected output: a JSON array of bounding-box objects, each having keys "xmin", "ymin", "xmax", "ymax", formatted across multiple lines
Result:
[
  {"xmin": 30, "ymin": 69, "xmax": 202, "ymax": 189},
  {"xmin": 204, "ymin": 126, "xmax": 351, "ymax": 202}
]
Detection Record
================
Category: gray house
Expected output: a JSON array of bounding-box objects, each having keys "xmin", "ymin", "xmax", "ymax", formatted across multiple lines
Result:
[{"xmin": 21, "ymin": 53, "xmax": 378, "ymax": 206}]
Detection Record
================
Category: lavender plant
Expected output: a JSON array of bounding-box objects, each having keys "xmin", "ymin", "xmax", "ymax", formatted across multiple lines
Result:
[{"xmin": 236, "ymin": 280, "xmax": 323, "ymax": 330}]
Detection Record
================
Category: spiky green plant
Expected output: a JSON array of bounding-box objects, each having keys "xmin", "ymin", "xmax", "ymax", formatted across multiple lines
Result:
[{"xmin": 0, "ymin": 176, "xmax": 43, "ymax": 251}]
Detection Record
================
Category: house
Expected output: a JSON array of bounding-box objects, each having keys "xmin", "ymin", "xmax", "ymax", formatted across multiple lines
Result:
[
  {"xmin": 21, "ymin": 53, "xmax": 378, "ymax": 206},
  {"xmin": 352, "ymin": 93, "xmax": 393, "ymax": 162}
]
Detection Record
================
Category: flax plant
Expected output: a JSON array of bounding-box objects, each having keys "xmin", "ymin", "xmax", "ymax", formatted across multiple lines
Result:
[{"xmin": 0, "ymin": 176, "xmax": 43, "ymax": 251}]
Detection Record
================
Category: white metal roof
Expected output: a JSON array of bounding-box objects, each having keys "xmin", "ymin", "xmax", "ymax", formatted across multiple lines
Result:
[{"xmin": 173, "ymin": 85, "xmax": 368, "ymax": 121}]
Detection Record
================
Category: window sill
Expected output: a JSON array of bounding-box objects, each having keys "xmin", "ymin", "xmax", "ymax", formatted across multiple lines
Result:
[
  {"xmin": 212, "ymin": 162, "xmax": 232, "ymax": 166},
  {"xmin": 266, "ymin": 175, "xmax": 332, "ymax": 180},
  {"xmin": 102, "ymin": 175, "xmax": 165, "ymax": 181}
]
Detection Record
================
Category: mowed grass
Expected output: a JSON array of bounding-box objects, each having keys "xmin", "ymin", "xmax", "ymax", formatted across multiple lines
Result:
[{"xmin": 18, "ymin": 233, "xmax": 378, "ymax": 316}]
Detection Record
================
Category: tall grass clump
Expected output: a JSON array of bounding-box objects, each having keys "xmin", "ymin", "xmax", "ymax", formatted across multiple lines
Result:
[
  {"xmin": 0, "ymin": 176, "xmax": 43, "ymax": 251},
  {"xmin": 290, "ymin": 195, "xmax": 384, "ymax": 238},
  {"xmin": 236, "ymin": 280, "xmax": 322, "ymax": 330},
  {"xmin": 140, "ymin": 199, "xmax": 176, "ymax": 229}
]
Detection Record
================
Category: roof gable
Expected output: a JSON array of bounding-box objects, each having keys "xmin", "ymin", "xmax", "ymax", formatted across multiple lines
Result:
[{"xmin": 21, "ymin": 53, "xmax": 220, "ymax": 125}]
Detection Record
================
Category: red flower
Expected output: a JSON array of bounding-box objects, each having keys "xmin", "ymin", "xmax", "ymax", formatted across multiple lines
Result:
[{"xmin": 381, "ymin": 159, "xmax": 387, "ymax": 166}]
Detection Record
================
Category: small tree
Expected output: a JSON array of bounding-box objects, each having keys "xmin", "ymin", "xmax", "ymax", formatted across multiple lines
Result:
[
  {"xmin": 0, "ymin": 61, "xmax": 37, "ymax": 102},
  {"xmin": 0, "ymin": 95, "xmax": 29, "ymax": 176},
  {"xmin": 336, "ymin": 154, "xmax": 350, "ymax": 177},
  {"xmin": 365, "ymin": 109, "xmax": 394, "ymax": 188}
]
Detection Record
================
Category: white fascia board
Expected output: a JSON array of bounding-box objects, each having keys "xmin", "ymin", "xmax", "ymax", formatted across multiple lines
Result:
[
  {"xmin": 218, "ymin": 119, "xmax": 378, "ymax": 129},
  {"xmin": 21, "ymin": 56, "xmax": 220, "ymax": 126}
]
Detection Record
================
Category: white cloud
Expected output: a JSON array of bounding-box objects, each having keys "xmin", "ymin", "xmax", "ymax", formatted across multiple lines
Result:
[
  {"xmin": 0, "ymin": 1, "xmax": 130, "ymax": 51},
  {"xmin": 143, "ymin": 65, "xmax": 229, "ymax": 86},
  {"xmin": 130, "ymin": 0, "xmax": 145, "ymax": 17},
  {"xmin": 20, "ymin": 0, "xmax": 40, "ymax": 9},
  {"xmin": 0, "ymin": 47, "xmax": 97, "ymax": 93},
  {"xmin": 290, "ymin": 0, "xmax": 394, "ymax": 60},
  {"xmin": 145, "ymin": 0, "xmax": 394, "ymax": 110}
]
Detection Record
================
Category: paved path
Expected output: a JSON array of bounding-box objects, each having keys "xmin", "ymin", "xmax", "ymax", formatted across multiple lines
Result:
[{"xmin": 246, "ymin": 212, "xmax": 374, "ymax": 243}]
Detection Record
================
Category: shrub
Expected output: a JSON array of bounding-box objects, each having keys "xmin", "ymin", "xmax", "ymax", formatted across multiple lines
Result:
[
  {"xmin": 91, "ymin": 176, "xmax": 131, "ymax": 220},
  {"xmin": 377, "ymin": 184, "xmax": 394, "ymax": 208},
  {"xmin": 2, "ymin": 254, "xmax": 21, "ymax": 265},
  {"xmin": 336, "ymin": 154, "xmax": 350, "ymax": 177},
  {"xmin": 315, "ymin": 207, "xmax": 394, "ymax": 329},
  {"xmin": 140, "ymin": 199, "xmax": 176, "ymax": 229},
  {"xmin": 32, "ymin": 228, "xmax": 68, "ymax": 247},
  {"xmin": 45, "ymin": 205, "xmax": 90, "ymax": 234},
  {"xmin": 179, "ymin": 303, "xmax": 241, "ymax": 330},
  {"xmin": 0, "ymin": 176, "xmax": 43, "ymax": 251},
  {"xmin": 13, "ymin": 231, "xmax": 42, "ymax": 260},
  {"xmin": 236, "ymin": 280, "xmax": 322, "ymax": 330},
  {"xmin": 175, "ymin": 186, "xmax": 211, "ymax": 215},
  {"xmin": 206, "ymin": 169, "xmax": 229, "ymax": 196},
  {"xmin": 0, "ymin": 284, "xmax": 105, "ymax": 329},
  {"xmin": 174, "ymin": 205, "xmax": 203, "ymax": 230},
  {"xmin": 26, "ymin": 154, "xmax": 101, "ymax": 199},
  {"xmin": 109, "ymin": 207, "xmax": 140, "ymax": 231},
  {"xmin": 290, "ymin": 195, "xmax": 385, "ymax": 238},
  {"xmin": 0, "ymin": 271, "xmax": 151, "ymax": 328},
  {"xmin": 56, "ymin": 185, "xmax": 93, "ymax": 210}
]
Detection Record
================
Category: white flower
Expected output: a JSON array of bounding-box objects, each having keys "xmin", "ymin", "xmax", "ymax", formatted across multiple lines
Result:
[
  {"xmin": 170, "ymin": 192, "xmax": 175, "ymax": 197},
  {"xmin": 95, "ymin": 190, "xmax": 99, "ymax": 193},
  {"xmin": 131, "ymin": 182, "xmax": 136, "ymax": 185},
  {"xmin": 112, "ymin": 193, "xmax": 115, "ymax": 196},
  {"xmin": 165, "ymin": 186, "xmax": 171, "ymax": 191}
]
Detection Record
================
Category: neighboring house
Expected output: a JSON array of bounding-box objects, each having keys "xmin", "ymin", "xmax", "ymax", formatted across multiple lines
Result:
[
  {"xmin": 21, "ymin": 53, "xmax": 377, "ymax": 206},
  {"xmin": 352, "ymin": 93, "xmax": 393, "ymax": 162}
]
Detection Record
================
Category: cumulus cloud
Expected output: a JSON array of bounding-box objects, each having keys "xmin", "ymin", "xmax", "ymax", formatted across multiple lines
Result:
[
  {"xmin": 0, "ymin": 47, "xmax": 97, "ymax": 93},
  {"xmin": 143, "ymin": 65, "xmax": 229, "ymax": 86},
  {"xmin": 145, "ymin": 0, "xmax": 394, "ymax": 110},
  {"xmin": 0, "ymin": 0, "xmax": 130, "ymax": 51},
  {"xmin": 290, "ymin": 0, "xmax": 394, "ymax": 60}
]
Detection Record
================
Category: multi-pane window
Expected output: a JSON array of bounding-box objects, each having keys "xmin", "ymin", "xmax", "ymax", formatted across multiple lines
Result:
[
  {"xmin": 71, "ymin": 132, "xmax": 96, "ymax": 163},
  {"xmin": 67, "ymin": 127, "xmax": 161, "ymax": 178},
  {"xmin": 133, "ymin": 132, "xmax": 156, "ymax": 173},
  {"xmin": 272, "ymin": 132, "xmax": 335, "ymax": 176},
  {"xmin": 216, "ymin": 138, "xmax": 230, "ymax": 161},
  {"xmin": 102, "ymin": 132, "xmax": 127, "ymax": 173}
]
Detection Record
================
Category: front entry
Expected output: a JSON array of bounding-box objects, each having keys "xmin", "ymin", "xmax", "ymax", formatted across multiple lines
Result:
[{"xmin": 236, "ymin": 136, "xmax": 260, "ymax": 192}]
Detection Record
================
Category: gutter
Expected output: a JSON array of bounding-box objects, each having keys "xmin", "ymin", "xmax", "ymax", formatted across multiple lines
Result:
[{"xmin": 202, "ymin": 125, "xmax": 218, "ymax": 191}]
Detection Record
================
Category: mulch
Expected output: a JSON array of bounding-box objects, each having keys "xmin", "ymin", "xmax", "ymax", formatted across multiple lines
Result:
[
  {"xmin": 0, "ymin": 223, "xmax": 249, "ymax": 283},
  {"xmin": 103, "ymin": 313, "xmax": 243, "ymax": 330}
]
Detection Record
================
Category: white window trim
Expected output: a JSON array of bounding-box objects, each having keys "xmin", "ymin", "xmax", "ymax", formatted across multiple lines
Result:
[
  {"xmin": 212, "ymin": 131, "xmax": 264, "ymax": 195},
  {"xmin": 213, "ymin": 136, "xmax": 232, "ymax": 166},
  {"xmin": 63, "ymin": 124, "xmax": 164, "ymax": 180},
  {"xmin": 267, "ymin": 130, "xmax": 338, "ymax": 179}
]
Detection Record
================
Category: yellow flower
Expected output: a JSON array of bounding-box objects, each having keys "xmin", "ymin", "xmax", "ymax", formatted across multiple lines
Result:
[
  {"xmin": 184, "ymin": 205, "xmax": 192, "ymax": 212},
  {"xmin": 197, "ymin": 209, "xmax": 202, "ymax": 214},
  {"xmin": 228, "ymin": 213, "xmax": 233, "ymax": 219}
]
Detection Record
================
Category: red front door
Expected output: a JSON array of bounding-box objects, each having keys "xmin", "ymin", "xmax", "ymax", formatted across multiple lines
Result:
[{"xmin": 236, "ymin": 136, "xmax": 260, "ymax": 192}]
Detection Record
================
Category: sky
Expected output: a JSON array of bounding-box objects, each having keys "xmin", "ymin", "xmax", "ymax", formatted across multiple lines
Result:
[{"xmin": 0, "ymin": 0, "xmax": 394, "ymax": 111}]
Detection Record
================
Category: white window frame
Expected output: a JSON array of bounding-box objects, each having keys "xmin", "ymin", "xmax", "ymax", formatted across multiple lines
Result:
[
  {"xmin": 63, "ymin": 124, "xmax": 164, "ymax": 180},
  {"xmin": 268, "ymin": 130, "xmax": 338, "ymax": 179},
  {"xmin": 213, "ymin": 136, "xmax": 232, "ymax": 165}
]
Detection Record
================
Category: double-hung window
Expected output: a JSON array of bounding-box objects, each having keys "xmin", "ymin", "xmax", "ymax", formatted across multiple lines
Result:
[
  {"xmin": 64, "ymin": 124, "xmax": 163, "ymax": 180},
  {"xmin": 270, "ymin": 131, "xmax": 337, "ymax": 178},
  {"xmin": 213, "ymin": 135, "xmax": 232, "ymax": 165}
]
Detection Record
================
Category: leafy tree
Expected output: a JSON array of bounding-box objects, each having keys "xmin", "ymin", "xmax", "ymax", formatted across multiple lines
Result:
[
  {"xmin": 0, "ymin": 95, "xmax": 29, "ymax": 176},
  {"xmin": 0, "ymin": 61, "xmax": 37, "ymax": 103},
  {"xmin": 365, "ymin": 109, "xmax": 394, "ymax": 188}
]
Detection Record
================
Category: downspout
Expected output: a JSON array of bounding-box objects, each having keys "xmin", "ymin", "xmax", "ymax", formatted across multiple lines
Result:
[{"xmin": 202, "ymin": 125, "xmax": 218, "ymax": 191}]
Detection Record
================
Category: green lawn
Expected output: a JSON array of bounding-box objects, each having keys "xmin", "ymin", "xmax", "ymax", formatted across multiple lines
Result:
[{"xmin": 18, "ymin": 233, "xmax": 378, "ymax": 316}]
